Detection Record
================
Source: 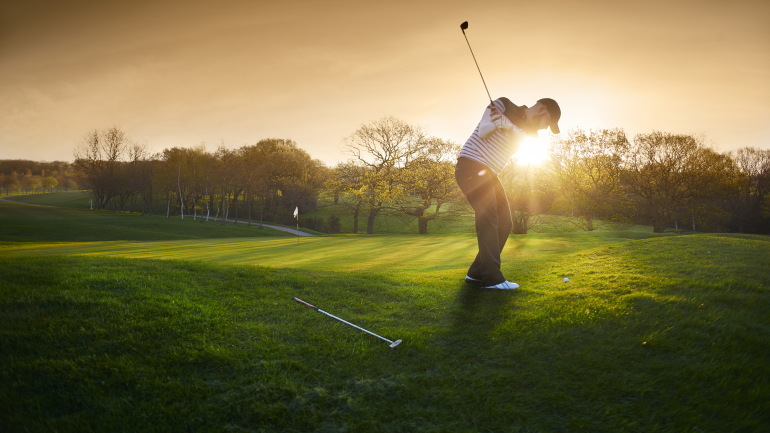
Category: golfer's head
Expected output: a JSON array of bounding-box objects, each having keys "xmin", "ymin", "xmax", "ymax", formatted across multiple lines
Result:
[{"xmin": 531, "ymin": 98, "xmax": 561, "ymax": 134}]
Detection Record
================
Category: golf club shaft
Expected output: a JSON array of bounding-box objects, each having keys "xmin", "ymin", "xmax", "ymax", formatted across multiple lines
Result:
[
  {"xmin": 292, "ymin": 297, "xmax": 394, "ymax": 344},
  {"xmin": 462, "ymin": 32, "xmax": 492, "ymax": 104},
  {"xmin": 317, "ymin": 309, "xmax": 394, "ymax": 345}
]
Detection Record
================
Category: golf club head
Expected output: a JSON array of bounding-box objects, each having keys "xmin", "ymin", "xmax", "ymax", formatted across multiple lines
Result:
[
  {"xmin": 389, "ymin": 339, "xmax": 402, "ymax": 350},
  {"xmin": 460, "ymin": 21, "xmax": 468, "ymax": 33}
]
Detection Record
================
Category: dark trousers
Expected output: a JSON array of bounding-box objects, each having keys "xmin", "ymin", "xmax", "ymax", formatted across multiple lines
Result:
[{"xmin": 455, "ymin": 157, "xmax": 512, "ymax": 286}]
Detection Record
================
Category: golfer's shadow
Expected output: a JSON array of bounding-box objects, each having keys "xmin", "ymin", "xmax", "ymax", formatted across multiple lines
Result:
[{"xmin": 449, "ymin": 283, "xmax": 518, "ymax": 338}]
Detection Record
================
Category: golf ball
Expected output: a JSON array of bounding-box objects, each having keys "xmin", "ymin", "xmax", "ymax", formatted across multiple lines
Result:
[{"xmin": 563, "ymin": 278, "xmax": 570, "ymax": 283}]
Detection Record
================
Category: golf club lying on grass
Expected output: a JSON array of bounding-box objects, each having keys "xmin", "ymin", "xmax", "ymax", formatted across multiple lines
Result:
[{"xmin": 292, "ymin": 297, "xmax": 402, "ymax": 350}]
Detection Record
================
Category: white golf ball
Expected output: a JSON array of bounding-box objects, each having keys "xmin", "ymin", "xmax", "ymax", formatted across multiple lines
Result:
[{"xmin": 563, "ymin": 278, "xmax": 570, "ymax": 283}]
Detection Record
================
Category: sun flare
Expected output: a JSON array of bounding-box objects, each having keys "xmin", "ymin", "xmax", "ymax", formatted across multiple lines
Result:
[{"xmin": 514, "ymin": 133, "xmax": 551, "ymax": 165}]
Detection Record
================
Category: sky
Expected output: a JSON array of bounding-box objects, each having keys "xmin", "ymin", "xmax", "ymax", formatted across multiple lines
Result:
[{"xmin": 1, "ymin": 0, "xmax": 768, "ymax": 165}]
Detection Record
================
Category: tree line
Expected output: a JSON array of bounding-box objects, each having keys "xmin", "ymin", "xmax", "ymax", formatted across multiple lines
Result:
[
  {"xmin": 327, "ymin": 119, "xmax": 770, "ymax": 235},
  {"xmin": 512, "ymin": 129, "xmax": 770, "ymax": 234},
  {"xmin": 73, "ymin": 127, "xmax": 329, "ymax": 226},
  {"xmin": 65, "ymin": 121, "xmax": 770, "ymax": 235},
  {"xmin": 0, "ymin": 160, "xmax": 79, "ymax": 195}
]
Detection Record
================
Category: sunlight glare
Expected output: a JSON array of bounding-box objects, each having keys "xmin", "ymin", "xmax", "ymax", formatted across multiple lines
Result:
[{"xmin": 514, "ymin": 133, "xmax": 550, "ymax": 165}]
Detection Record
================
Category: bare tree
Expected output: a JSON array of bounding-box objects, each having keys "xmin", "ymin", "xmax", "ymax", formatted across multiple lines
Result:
[
  {"xmin": 726, "ymin": 147, "xmax": 770, "ymax": 233},
  {"xmin": 344, "ymin": 116, "xmax": 428, "ymax": 234},
  {"xmin": 214, "ymin": 144, "xmax": 235, "ymax": 225},
  {"xmin": 623, "ymin": 131, "xmax": 732, "ymax": 233},
  {"xmin": 74, "ymin": 126, "xmax": 129, "ymax": 209}
]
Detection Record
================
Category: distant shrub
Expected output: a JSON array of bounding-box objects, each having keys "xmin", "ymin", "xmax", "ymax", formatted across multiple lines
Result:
[{"xmin": 304, "ymin": 217, "xmax": 326, "ymax": 232}]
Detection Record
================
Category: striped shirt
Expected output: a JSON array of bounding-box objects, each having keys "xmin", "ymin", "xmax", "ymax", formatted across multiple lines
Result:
[{"xmin": 457, "ymin": 98, "xmax": 527, "ymax": 174}]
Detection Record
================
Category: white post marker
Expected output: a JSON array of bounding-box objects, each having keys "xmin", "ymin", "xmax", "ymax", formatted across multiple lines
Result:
[{"xmin": 293, "ymin": 206, "xmax": 299, "ymax": 243}]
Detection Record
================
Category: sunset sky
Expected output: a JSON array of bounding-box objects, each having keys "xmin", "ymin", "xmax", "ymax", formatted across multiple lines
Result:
[{"xmin": 1, "ymin": 0, "xmax": 768, "ymax": 165}]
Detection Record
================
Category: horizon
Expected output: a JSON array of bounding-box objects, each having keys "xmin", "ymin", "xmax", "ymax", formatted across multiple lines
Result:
[{"xmin": 1, "ymin": 0, "xmax": 768, "ymax": 165}]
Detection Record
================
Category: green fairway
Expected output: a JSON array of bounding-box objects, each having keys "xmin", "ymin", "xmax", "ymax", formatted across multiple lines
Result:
[
  {"xmin": 0, "ymin": 231, "xmax": 673, "ymax": 273},
  {"xmin": 0, "ymin": 199, "xmax": 292, "ymax": 242},
  {"xmin": 309, "ymin": 200, "xmax": 477, "ymax": 234},
  {"xmin": 2, "ymin": 190, "xmax": 93, "ymax": 209},
  {"xmin": 1, "ymin": 197, "xmax": 769, "ymax": 432}
]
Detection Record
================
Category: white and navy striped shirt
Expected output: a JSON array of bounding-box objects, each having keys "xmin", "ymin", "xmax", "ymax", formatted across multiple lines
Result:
[{"xmin": 458, "ymin": 98, "xmax": 527, "ymax": 174}]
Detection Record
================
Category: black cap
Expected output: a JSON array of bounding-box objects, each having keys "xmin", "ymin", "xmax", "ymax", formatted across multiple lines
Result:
[{"xmin": 537, "ymin": 98, "xmax": 561, "ymax": 134}]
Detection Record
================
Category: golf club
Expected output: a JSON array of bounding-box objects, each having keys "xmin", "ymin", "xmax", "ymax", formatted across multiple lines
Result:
[
  {"xmin": 292, "ymin": 297, "xmax": 402, "ymax": 350},
  {"xmin": 460, "ymin": 21, "xmax": 492, "ymax": 104}
]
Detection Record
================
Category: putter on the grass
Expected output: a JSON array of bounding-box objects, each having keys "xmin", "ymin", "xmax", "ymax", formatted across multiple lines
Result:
[
  {"xmin": 292, "ymin": 297, "xmax": 402, "ymax": 350},
  {"xmin": 460, "ymin": 21, "xmax": 492, "ymax": 104}
]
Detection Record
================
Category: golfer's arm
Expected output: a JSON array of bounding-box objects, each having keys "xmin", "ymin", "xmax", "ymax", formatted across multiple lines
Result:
[{"xmin": 479, "ymin": 107, "xmax": 496, "ymax": 138}]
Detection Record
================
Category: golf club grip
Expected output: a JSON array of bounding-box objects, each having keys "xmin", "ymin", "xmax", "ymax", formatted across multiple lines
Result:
[{"xmin": 292, "ymin": 297, "xmax": 318, "ymax": 310}]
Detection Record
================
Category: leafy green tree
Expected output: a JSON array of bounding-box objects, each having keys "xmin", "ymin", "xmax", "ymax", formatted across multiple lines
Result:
[
  {"xmin": 549, "ymin": 128, "xmax": 632, "ymax": 231},
  {"xmin": 395, "ymin": 138, "xmax": 463, "ymax": 234},
  {"xmin": 326, "ymin": 161, "xmax": 367, "ymax": 233},
  {"xmin": 41, "ymin": 176, "xmax": 58, "ymax": 192},
  {"xmin": 5, "ymin": 175, "xmax": 21, "ymax": 195},
  {"xmin": 22, "ymin": 176, "xmax": 40, "ymax": 194},
  {"xmin": 499, "ymin": 160, "xmax": 556, "ymax": 234}
]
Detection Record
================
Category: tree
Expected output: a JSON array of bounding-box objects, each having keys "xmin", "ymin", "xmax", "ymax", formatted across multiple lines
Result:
[
  {"xmin": 64, "ymin": 179, "xmax": 78, "ymax": 191},
  {"xmin": 266, "ymin": 148, "xmax": 327, "ymax": 218},
  {"xmin": 725, "ymin": 147, "xmax": 770, "ymax": 233},
  {"xmin": 345, "ymin": 116, "xmax": 428, "ymax": 234},
  {"xmin": 185, "ymin": 144, "xmax": 208, "ymax": 221},
  {"xmin": 214, "ymin": 144, "xmax": 236, "ymax": 225},
  {"xmin": 22, "ymin": 176, "xmax": 40, "ymax": 193},
  {"xmin": 499, "ymin": 160, "xmax": 556, "ymax": 234},
  {"xmin": 74, "ymin": 126, "xmax": 130, "ymax": 209},
  {"xmin": 5, "ymin": 175, "xmax": 21, "ymax": 195},
  {"xmin": 623, "ymin": 131, "xmax": 731, "ymax": 233},
  {"xmin": 41, "ymin": 176, "xmax": 58, "ymax": 192},
  {"xmin": 548, "ymin": 128, "xmax": 632, "ymax": 231},
  {"xmin": 327, "ymin": 161, "xmax": 368, "ymax": 233},
  {"xmin": 395, "ymin": 138, "xmax": 464, "ymax": 234}
]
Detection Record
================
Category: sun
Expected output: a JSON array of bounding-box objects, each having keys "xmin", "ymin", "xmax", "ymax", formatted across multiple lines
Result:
[{"xmin": 514, "ymin": 132, "xmax": 551, "ymax": 165}]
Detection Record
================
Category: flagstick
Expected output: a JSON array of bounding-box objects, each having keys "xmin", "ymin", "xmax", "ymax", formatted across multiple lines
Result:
[{"xmin": 294, "ymin": 206, "xmax": 299, "ymax": 244}]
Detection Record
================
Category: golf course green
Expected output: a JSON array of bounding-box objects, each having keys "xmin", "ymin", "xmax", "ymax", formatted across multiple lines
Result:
[{"xmin": 1, "ymin": 193, "xmax": 768, "ymax": 432}]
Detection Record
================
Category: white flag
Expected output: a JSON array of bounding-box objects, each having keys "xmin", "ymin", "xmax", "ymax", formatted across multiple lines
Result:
[{"xmin": 293, "ymin": 206, "xmax": 298, "ymax": 219}]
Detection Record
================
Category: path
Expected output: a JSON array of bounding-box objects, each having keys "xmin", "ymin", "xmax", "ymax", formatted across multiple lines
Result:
[{"xmin": 181, "ymin": 216, "xmax": 314, "ymax": 236}]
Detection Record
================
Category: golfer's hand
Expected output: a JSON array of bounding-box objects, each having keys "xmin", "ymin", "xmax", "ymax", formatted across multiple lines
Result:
[{"xmin": 490, "ymin": 105, "xmax": 513, "ymax": 133}]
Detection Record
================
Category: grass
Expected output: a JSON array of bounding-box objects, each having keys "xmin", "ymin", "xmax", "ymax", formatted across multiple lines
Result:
[
  {"xmin": 2, "ymin": 191, "xmax": 329, "ymax": 236},
  {"xmin": 306, "ymin": 200, "xmax": 648, "ymax": 235},
  {"xmin": 0, "ymin": 199, "xmax": 293, "ymax": 243},
  {"xmin": 308, "ymin": 201, "xmax": 477, "ymax": 234},
  {"xmin": 2, "ymin": 190, "xmax": 93, "ymax": 209},
  {"xmin": 4, "ymin": 191, "xmax": 643, "ymax": 236},
  {"xmin": 1, "ymin": 194, "xmax": 769, "ymax": 432},
  {"xmin": 0, "ymin": 231, "xmax": 673, "ymax": 271}
]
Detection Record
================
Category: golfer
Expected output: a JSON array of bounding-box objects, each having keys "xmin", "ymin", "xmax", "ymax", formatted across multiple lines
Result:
[{"xmin": 456, "ymin": 97, "xmax": 561, "ymax": 290}]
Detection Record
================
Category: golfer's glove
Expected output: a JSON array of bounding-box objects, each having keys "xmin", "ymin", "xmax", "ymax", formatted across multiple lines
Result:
[{"xmin": 479, "ymin": 105, "xmax": 513, "ymax": 139}]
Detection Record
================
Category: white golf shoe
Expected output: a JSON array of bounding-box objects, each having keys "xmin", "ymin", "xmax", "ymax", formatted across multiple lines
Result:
[
  {"xmin": 481, "ymin": 281, "xmax": 519, "ymax": 290},
  {"xmin": 464, "ymin": 275, "xmax": 481, "ymax": 284}
]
